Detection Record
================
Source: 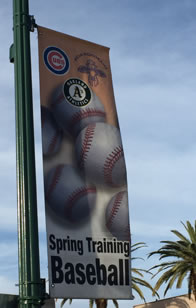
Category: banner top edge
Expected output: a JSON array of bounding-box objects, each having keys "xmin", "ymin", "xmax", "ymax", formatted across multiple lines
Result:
[{"xmin": 37, "ymin": 25, "xmax": 110, "ymax": 51}]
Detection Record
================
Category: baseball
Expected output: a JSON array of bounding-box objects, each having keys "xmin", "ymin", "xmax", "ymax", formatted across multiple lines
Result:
[
  {"xmin": 50, "ymin": 81, "xmax": 106, "ymax": 138},
  {"xmin": 105, "ymin": 191, "xmax": 130, "ymax": 241},
  {"xmin": 41, "ymin": 106, "xmax": 63, "ymax": 156},
  {"xmin": 75, "ymin": 122, "xmax": 127, "ymax": 187},
  {"xmin": 45, "ymin": 164, "xmax": 96, "ymax": 224}
]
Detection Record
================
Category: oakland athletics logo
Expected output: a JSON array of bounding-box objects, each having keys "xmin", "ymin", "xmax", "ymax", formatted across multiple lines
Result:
[
  {"xmin": 64, "ymin": 78, "xmax": 91, "ymax": 107},
  {"xmin": 44, "ymin": 46, "xmax": 70, "ymax": 75}
]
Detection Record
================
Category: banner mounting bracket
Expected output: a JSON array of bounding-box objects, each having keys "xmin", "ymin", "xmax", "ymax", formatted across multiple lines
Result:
[{"xmin": 29, "ymin": 15, "xmax": 37, "ymax": 32}]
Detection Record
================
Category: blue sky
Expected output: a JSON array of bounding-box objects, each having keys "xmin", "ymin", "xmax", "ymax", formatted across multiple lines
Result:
[{"xmin": 0, "ymin": 0, "xmax": 196, "ymax": 307}]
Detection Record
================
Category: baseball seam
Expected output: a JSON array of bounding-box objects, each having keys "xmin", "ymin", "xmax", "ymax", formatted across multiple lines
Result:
[
  {"xmin": 106, "ymin": 191, "xmax": 124, "ymax": 229},
  {"xmin": 65, "ymin": 186, "xmax": 96, "ymax": 222},
  {"xmin": 47, "ymin": 131, "xmax": 61, "ymax": 155},
  {"xmin": 78, "ymin": 123, "xmax": 96, "ymax": 169},
  {"xmin": 46, "ymin": 165, "xmax": 63, "ymax": 200},
  {"xmin": 70, "ymin": 108, "xmax": 105, "ymax": 129},
  {"xmin": 41, "ymin": 108, "xmax": 61, "ymax": 155},
  {"xmin": 104, "ymin": 146, "xmax": 124, "ymax": 186}
]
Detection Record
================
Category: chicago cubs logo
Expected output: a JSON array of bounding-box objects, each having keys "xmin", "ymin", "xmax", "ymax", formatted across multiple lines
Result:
[
  {"xmin": 44, "ymin": 46, "xmax": 70, "ymax": 75},
  {"xmin": 64, "ymin": 78, "xmax": 91, "ymax": 107}
]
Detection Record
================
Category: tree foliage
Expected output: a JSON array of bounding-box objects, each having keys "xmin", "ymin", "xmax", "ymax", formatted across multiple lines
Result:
[
  {"xmin": 131, "ymin": 242, "xmax": 159, "ymax": 301},
  {"xmin": 148, "ymin": 220, "xmax": 196, "ymax": 300},
  {"xmin": 60, "ymin": 298, "xmax": 72, "ymax": 308},
  {"xmin": 89, "ymin": 298, "xmax": 118, "ymax": 308}
]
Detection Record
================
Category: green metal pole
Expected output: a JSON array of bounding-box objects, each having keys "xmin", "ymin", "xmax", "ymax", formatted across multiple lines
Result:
[{"xmin": 11, "ymin": 0, "xmax": 43, "ymax": 307}]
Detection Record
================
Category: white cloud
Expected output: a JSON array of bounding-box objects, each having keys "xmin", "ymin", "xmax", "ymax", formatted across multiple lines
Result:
[
  {"xmin": 0, "ymin": 208, "xmax": 17, "ymax": 232},
  {"xmin": 0, "ymin": 242, "xmax": 17, "ymax": 259},
  {"xmin": 131, "ymin": 220, "xmax": 176, "ymax": 240},
  {"xmin": 128, "ymin": 144, "xmax": 196, "ymax": 203},
  {"xmin": 0, "ymin": 276, "xmax": 18, "ymax": 295}
]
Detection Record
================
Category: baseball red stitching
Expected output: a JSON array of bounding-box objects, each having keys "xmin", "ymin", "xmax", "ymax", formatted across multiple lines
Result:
[
  {"xmin": 78, "ymin": 123, "xmax": 96, "ymax": 169},
  {"xmin": 65, "ymin": 186, "xmax": 96, "ymax": 222},
  {"xmin": 104, "ymin": 146, "xmax": 124, "ymax": 186},
  {"xmin": 41, "ymin": 108, "xmax": 61, "ymax": 155},
  {"xmin": 46, "ymin": 165, "xmax": 64, "ymax": 200},
  {"xmin": 106, "ymin": 191, "xmax": 124, "ymax": 229},
  {"xmin": 47, "ymin": 131, "xmax": 61, "ymax": 154},
  {"xmin": 70, "ymin": 108, "xmax": 105, "ymax": 130}
]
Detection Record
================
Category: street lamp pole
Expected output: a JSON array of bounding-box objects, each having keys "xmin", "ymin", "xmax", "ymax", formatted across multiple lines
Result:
[{"xmin": 10, "ymin": 0, "xmax": 44, "ymax": 307}]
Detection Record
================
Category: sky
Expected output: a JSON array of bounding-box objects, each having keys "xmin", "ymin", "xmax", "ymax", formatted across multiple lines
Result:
[{"xmin": 0, "ymin": 0, "xmax": 196, "ymax": 307}]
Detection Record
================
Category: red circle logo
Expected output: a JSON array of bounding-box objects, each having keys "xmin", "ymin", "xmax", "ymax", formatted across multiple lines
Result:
[
  {"xmin": 48, "ymin": 51, "xmax": 66, "ymax": 71},
  {"xmin": 44, "ymin": 47, "xmax": 70, "ymax": 75}
]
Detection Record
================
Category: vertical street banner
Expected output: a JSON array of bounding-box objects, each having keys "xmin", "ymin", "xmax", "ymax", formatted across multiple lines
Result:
[{"xmin": 38, "ymin": 26, "xmax": 132, "ymax": 299}]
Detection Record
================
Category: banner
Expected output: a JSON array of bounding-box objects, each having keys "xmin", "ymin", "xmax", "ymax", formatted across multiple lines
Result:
[{"xmin": 38, "ymin": 26, "xmax": 132, "ymax": 299}]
